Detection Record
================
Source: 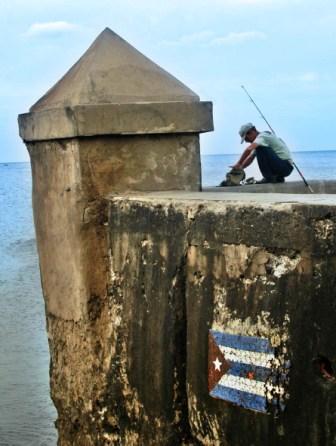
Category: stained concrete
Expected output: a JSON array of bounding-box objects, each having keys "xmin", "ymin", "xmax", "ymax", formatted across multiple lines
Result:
[
  {"xmin": 112, "ymin": 190, "xmax": 336, "ymax": 206},
  {"xmin": 19, "ymin": 28, "xmax": 212, "ymax": 193},
  {"xmin": 32, "ymin": 190, "xmax": 336, "ymax": 445},
  {"xmin": 27, "ymin": 136, "xmax": 202, "ymax": 321},
  {"xmin": 98, "ymin": 195, "xmax": 336, "ymax": 445},
  {"xmin": 19, "ymin": 102, "xmax": 213, "ymax": 141},
  {"xmin": 18, "ymin": 27, "xmax": 214, "ymax": 322},
  {"xmin": 31, "ymin": 28, "xmax": 199, "ymax": 111},
  {"xmin": 19, "ymin": 28, "xmax": 213, "ymax": 142}
]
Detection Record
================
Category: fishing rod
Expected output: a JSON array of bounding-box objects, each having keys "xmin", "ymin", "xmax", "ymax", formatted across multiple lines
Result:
[{"xmin": 241, "ymin": 85, "xmax": 314, "ymax": 193}]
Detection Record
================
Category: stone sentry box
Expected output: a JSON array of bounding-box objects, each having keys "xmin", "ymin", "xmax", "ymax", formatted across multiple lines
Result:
[
  {"xmin": 18, "ymin": 28, "xmax": 213, "ymax": 321},
  {"xmin": 19, "ymin": 28, "xmax": 213, "ymax": 195}
]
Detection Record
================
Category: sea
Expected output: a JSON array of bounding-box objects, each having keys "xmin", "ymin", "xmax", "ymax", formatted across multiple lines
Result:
[{"xmin": 1, "ymin": 151, "xmax": 336, "ymax": 446}]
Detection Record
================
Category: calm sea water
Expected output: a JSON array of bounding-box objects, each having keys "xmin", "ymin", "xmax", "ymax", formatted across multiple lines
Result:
[
  {"xmin": 1, "ymin": 151, "xmax": 336, "ymax": 445},
  {"xmin": 0, "ymin": 162, "xmax": 57, "ymax": 446}
]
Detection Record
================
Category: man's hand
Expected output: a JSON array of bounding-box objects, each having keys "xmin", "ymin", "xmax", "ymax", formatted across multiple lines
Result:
[
  {"xmin": 229, "ymin": 163, "xmax": 242, "ymax": 170},
  {"xmin": 230, "ymin": 143, "xmax": 258, "ymax": 170}
]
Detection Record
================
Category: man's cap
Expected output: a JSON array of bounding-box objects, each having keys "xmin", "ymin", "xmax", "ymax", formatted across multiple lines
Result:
[{"xmin": 239, "ymin": 122, "xmax": 255, "ymax": 143}]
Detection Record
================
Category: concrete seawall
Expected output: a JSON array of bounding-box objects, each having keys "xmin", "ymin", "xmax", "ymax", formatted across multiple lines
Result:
[{"xmin": 45, "ymin": 191, "xmax": 336, "ymax": 445}]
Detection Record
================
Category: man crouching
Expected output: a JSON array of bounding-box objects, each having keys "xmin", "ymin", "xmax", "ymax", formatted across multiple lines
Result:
[{"xmin": 231, "ymin": 123, "xmax": 293, "ymax": 183}]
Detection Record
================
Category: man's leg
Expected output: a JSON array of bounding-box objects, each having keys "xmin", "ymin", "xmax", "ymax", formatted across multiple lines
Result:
[{"xmin": 256, "ymin": 146, "xmax": 293, "ymax": 181}]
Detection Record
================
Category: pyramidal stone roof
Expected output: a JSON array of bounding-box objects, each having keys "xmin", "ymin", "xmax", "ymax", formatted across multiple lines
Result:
[{"xmin": 31, "ymin": 28, "xmax": 199, "ymax": 111}]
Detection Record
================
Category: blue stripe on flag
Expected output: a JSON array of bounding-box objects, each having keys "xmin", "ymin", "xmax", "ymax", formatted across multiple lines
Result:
[
  {"xmin": 227, "ymin": 362, "xmax": 271, "ymax": 382},
  {"xmin": 210, "ymin": 330, "xmax": 274, "ymax": 354},
  {"xmin": 210, "ymin": 384, "xmax": 267, "ymax": 413}
]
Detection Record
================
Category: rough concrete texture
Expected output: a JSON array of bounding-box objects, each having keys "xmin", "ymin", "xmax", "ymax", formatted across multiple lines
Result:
[
  {"xmin": 19, "ymin": 28, "xmax": 213, "ymax": 195},
  {"xmin": 31, "ymin": 28, "xmax": 199, "ymax": 112},
  {"xmin": 47, "ymin": 201, "xmax": 191, "ymax": 445},
  {"xmin": 45, "ymin": 193, "xmax": 336, "ymax": 445},
  {"xmin": 27, "ymin": 135, "xmax": 201, "ymax": 321},
  {"xmin": 182, "ymin": 199, "xmax": 336, "ymax": 446},
  {"xmin": 206, "ymin": 180, "xmax": 336, "ymax": 194},
  {"xmin": 118, "ymin": 190, "xmax": 336, "ymax": 206},
  {"xmin": 18, "ymin": 101, "xmax": 213, "ymax": 141},
  {"xmin": 18, "ymin": 28, "xmax": 214, "ymax": 142}
]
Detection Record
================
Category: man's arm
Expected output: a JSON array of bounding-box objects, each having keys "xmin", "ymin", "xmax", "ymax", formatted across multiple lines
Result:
[{"xmin": 231, "ymin": 143, "xmax": 258, "ymax": 169}]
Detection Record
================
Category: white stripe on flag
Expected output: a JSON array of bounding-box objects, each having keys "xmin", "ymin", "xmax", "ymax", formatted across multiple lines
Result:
[
  {"xmin": 219, "ymin": 345, "xmax": 275, "ymax": 368},
  {"xmin": 219, "ymin": 374, "xmax": 266, "ymax": 397},
  {"xmin": 218, "ymin": 374, "xmax": 285, "ymax": 398}
]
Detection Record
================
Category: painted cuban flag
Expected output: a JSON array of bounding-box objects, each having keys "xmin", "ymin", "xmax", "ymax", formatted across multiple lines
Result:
[{"xmin": 208, "ymin": 329, "xmax": 288, "ymax": 413}]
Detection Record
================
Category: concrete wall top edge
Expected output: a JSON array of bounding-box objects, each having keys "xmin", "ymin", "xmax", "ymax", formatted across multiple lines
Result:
[
  {"xmin": 18, "ymin": 101, "xmax": 213, "ymax": 142},
  {"xmin": 107, "ymin": 191, "xmax": 336, "ymax": 208},
  {"xmin": 205, "ymin": 181, "xmax": 336, "ymax": 195},
  {"xmin": 108, "ymin": 194, "xmax": 336, "ymax": 254}
]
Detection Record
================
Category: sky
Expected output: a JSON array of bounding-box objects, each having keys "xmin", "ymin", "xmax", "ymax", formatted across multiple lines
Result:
[{"xmin": 1, "ymin": 0, "xmax": 336, "ymax": 162}]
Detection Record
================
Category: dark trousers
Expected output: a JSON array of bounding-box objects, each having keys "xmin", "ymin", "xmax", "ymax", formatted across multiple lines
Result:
[{"xmin": 256, "ymin": 146, "xmax": 293, "ymax": 179}]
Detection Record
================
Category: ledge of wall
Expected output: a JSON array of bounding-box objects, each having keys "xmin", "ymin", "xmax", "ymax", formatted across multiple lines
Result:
[
  {"xmin": 18, "ymin": 101, "xmax": 213, "ymax": 141},
  {"xmin": 206, "ymin": 180, "xmax": 336, "ymax": 194}
]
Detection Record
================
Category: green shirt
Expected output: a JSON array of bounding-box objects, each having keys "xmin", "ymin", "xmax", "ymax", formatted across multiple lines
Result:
[{"xmin": 255, "ymin": 132, "xmax": 292, "ymax": 162}]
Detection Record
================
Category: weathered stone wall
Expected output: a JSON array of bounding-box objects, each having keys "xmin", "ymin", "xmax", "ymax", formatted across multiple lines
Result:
[
  {"xmin": 183, "ymin": 200, "xmax": 336, "ymax": 445},
  {"xmin": 45, "ymin": 193, "xmax": 336, "ymax": 445},
  {"xmin": 45, "ymin": 197, "xmax": 192, "ymax": 445},
  {"xmin": 27, "ymin": 135, "xmax": 201, "ymax": 320}
]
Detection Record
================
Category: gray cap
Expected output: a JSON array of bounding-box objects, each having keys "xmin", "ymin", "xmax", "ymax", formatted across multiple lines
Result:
[{"xmin": 239, "ymin": 122, "xmax": 255, "ymax": 143}]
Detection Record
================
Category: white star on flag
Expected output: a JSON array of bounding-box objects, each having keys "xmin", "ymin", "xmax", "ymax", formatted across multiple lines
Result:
[{"xmin": 213, "ymin": 357, "xmax": 222, "ymax": 371}]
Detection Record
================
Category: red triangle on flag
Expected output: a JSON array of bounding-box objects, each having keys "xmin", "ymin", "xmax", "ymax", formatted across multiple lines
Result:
[{"xmin": 208, "ymin": 332, "xmax": 231, "ymax": 392}]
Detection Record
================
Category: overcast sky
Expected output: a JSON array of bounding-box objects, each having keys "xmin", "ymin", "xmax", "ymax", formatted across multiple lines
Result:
[{"xmin": 1, "ymin": 0, "xmax": 336, "ymax": 162}]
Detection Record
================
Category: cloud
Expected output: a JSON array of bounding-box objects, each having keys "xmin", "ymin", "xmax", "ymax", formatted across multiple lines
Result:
[
  {"xmin": 25, "ymin": 21, "xmax": 79, "ymax": 37},
  {"xmin": 209, "ymin": 31, "xmax": 266, "ymax": 46},
  {"xmin": 319, "ymin": 13, "xmax": 336, "ymax": 24},
  {"xmin": 178, "ymin": 30, "xmax": 215, "ymax": 44},
  {"xmin": 268, "ymin": 72, "xmax": 321, "ymax": 87},
  {"xmin": 161, "ymin": 30, "xmax": 215, "ymax": 46},
  {"xmin": 161, "ymin": 30, "xmax": 266, "ymax": 47},
  {"xmin": 297, "ymin": 72, "xmax": 319, "ymax": 82}
]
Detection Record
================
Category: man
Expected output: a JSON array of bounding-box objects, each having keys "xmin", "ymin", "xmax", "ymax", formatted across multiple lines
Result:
[{"xmin": 231, "ymin": 123, "xmax": 293, "ymax": 183}]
